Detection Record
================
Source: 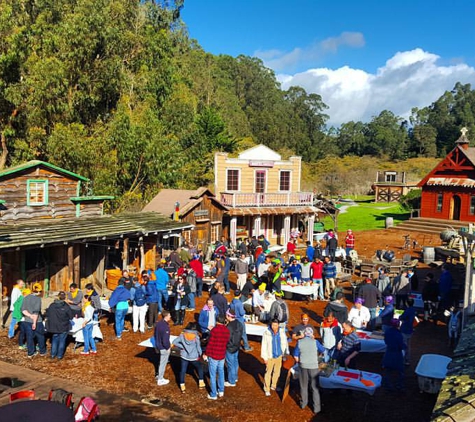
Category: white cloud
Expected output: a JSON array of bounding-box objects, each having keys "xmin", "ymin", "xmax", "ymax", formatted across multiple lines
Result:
[
  {"xmin": 277, "ymin": 48, "xmax": 475, "ymax": 127},
  {"xmin": 255, "ymin": 31, "xmax": 365, "ymax": 72}
]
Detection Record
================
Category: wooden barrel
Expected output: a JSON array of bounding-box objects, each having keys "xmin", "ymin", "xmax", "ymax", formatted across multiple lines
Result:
[{"xmin": 106, "ymin": 269, "xmax": 122, "ymax": 290}]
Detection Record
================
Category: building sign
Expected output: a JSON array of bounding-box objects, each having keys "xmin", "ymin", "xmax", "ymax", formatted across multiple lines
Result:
[
  {"xmin": 194, "ymin": 209, "xmax": 209, "ymax": 218},
  {"xmin": 249, "ymin": 160, "xmax": 274, "ymax": 168}
]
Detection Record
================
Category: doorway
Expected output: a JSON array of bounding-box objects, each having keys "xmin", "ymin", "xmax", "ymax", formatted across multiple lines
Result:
[{"xmin": 450, "ymin": 195, "xmax": 461, "ymax": 220}]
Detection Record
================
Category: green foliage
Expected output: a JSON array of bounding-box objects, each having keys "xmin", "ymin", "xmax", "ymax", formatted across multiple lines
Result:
[{"xmin": 399, "ymin": 189, "xmax": 422, "ymax": 211}]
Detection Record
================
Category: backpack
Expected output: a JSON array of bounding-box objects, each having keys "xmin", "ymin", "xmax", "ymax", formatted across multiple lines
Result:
[
  {"xmin": 75, "ymin": 397, "xmax": 99, "ymax": 421},
  {"xmin": 134, "ymin": 286, "xmax": 147, "ymax": 307},
  {"xmin": 50, "ymin": 389, "xmax": 73, "ymax": 409},
  {"xmin": 276, "ymin": 301, "xmax": 288, "ymax": 323}
]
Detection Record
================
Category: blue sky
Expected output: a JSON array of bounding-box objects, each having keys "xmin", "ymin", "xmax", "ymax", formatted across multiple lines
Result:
[{"xmin": 181, "ymin": 0, "xmax": 475, "ymax": 126}]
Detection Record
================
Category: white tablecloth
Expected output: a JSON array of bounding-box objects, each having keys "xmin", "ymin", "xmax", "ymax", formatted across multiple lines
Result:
[
  {"xmin": 356, "ymin": 330, "xmax": 386, "ymax": 353},
  {"xmin": 281, "ymin": 284, "xmax": 319, "ymax": 299},
  {"xmin": 245, "ymin": 323, "xmax": 267, "ymax": 337},
  {"xmin": 70, "ymin": 318, "xmax": 103, "ymax": 343},
  {"xmin": 100, "ymin": 298, "xmax": 132, "ymax": 314},
  {"xmin": 139, "ymin": 335, "xmax": 179, "ymax": 348},
  {"xmin": 319, "ymin": 368, "xmax": 382, "ymax": 395}
]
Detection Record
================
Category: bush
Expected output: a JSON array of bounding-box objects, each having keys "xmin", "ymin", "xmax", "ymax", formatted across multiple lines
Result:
[{"xmin": 399, "ymin": 189, "xmax": 421, "ymax": 210}]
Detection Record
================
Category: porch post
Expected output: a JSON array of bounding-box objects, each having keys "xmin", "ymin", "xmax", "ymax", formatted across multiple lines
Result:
[
  {"xmin": 253, "ymin": 217, "xmax": 261, "ymax": 238},
  {"xmin": 307, "ymin": 214, "xmax": 315, "ymax": 242},
  {"xmin": 230, "ymin": 217, "xmax": 237, "ymax": 248},
  {"xmin": 122, "ymin": 238, "xmax": 129, "ymax": 270},
  {"xmin": 284, "ymin": 216, "xmax": 291, "ymax": 246},
  {"xmin": 67, "ymin": 245, "xmax": 74, "ymax": 283}
]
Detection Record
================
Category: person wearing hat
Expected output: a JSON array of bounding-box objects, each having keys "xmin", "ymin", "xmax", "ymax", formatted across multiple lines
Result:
[
  {"xmin": 268, "ymin": 258, "xmax": 283, "ymax": 292},
  {"xmin": 45, "ymin": 291, "xmax": 75, "ymax": 360},
  {"xmin": 21, "ymin": 282, "xmax": 47, "ymax": 358},
  {"xmin": 380, "ymin": 296, "xmax": 395, "ymax": 333},
  {"xmin": 269, "ymin": 291, "xmax": 289, "ymax": 328},
  {"xmin": 292, "ymin": 313, "xmax": 315, "ymax": 341},
  {"xmin": 229, "ymin": 290, "xmax": 253, "ymax": 352},
  {"xmin": 345, "ymin": 229, "xmax": 355, "ymax": 256},
  {"xmin": 348, "ymin": 298, "xmax": 371, "ymax": 329},
  {"xmin": 293, "ymin": 327, "xmax": 324, "ymax": 414},
  {"xmin": 224, "ymin": 309, "xmax": 243, "ymax": 387},
  {"xmin": 382, "ymin": 318, "xmax": 406, "ymax": 391},
  {"xmin": 252, "ymin": 283, "xmax": 266, "ymax": 320}
]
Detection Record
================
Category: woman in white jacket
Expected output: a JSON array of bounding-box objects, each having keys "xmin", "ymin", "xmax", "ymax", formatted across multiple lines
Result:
[{"xmin": 261, "ymin": 319, "xmax": 288, "ymax": 396}]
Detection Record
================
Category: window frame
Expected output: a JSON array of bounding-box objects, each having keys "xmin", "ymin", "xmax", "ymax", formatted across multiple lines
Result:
[
  {"xmin": 279, "ymin": 170, "xmax": 292, "ymax": 192},
  {"xmin": 226, "ymin": 168, "xmax": 240, "ymax": 192},
  {"xmin": 470, "ymin": 196, "xmax": 475, "ymax": 215},
  {"xmin": 27, "ymin": 179, "xmax": 49, "ymax": 206},
  {"xmin": 436, "ymin": 193, "xmax": 443, "ymax": 213},
  {"xmin": 254, "ymin": 169, "xmax": 267, "ymax": 193}
]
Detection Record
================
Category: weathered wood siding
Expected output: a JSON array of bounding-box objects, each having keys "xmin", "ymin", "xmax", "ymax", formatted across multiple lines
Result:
[
  {"xmin": 78, "ymin": 202, "xmax": 104, "ymax": 218},
  {"xmin": 0, "ymin": 167, "xmax": 79, "ymax": 222}
]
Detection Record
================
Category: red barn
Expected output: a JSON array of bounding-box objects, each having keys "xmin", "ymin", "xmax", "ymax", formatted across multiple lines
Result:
[{"xmin": 418, "ymin": 128, "xmax": 475, "ymax": 222}]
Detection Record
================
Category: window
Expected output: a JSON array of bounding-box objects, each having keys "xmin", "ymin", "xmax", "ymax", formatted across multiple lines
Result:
[
  {"xmin": 437, "ymin": 194, "xmax": 443, "ymax": 212},
  {"xmin": 27, "ymin": 180, "xmax": 48, "ymax": 206},
  {"xmin": 226, "ymin": 169, "xmax": 239, "ymax": 191},
  {"xmin": 279, "ymin": 171, "xmax": 291, "ymax": 191},
  {"xmin": 211, "ymin": 224, "xmax": 221, "ymax": 243},
  {"xmin": 385, "ymin": 172, "xmax": 396, "ymax": 182},
  {"xmin": 255, "ymin": 170, "xmax": 266, "ymax": 193},
  {"xmin": 471, "ymin": 196, "xmax": 475, "ymax": 215}
]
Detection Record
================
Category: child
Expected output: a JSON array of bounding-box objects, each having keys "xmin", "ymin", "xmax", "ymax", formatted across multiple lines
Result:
[
  {"xmin": 448, "ymin": 306, "xmax": 461, "ymax": 348},
  {"xmin": 81, "ymin": 295, "xmax": 97, "ymax": 355},
  {"xmin": 172, "ymin": 322, "xmax": 205, "ymax": 393},
  {"xmin": 319, "ymin": 312, "xmax": 342, "ymax": 362}
]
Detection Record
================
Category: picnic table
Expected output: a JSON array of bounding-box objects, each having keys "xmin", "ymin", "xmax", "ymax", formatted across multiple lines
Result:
[
  {"xmin": 245, "ymin": 322, "xmax": 268, "ymax": 337},
  {"xmin": 319, "ymin": 367, "xmax": 382, "ymax": 395},
  {"xmin": 100, "ymin": 298, "xmax": 132, "ymax": 314},
  {"xmin": 356, "ymin": 330, "xmax": 386, "ymax": 353},
  {"xmin": 281, "ymin": 284, "xmax": 319, "ymax": 300},
  {"xmin": 70, "ymin": 317, "xmax": 103, "ymax": 347}
]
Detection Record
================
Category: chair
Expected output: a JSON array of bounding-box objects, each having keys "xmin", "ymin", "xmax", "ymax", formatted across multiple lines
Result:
[
  {"xmin": 9, "ymin": 389, "xmax": 35, "ymax": 402},
  {"xmin": 48, "ymin": 389, "xmax": 73, "ymax": 409}
]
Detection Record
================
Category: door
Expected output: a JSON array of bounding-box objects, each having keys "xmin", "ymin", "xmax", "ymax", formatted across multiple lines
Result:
[
  {"xmin": 255, "ymin": 170, "xmax": 266, "ymax": 205},
  {"xmin": 450, "ymin": 195, "xmax": 461, "ymax": 220}
]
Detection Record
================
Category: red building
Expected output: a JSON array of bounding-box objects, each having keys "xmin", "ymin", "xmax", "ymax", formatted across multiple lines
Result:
[{"xmin": 418, "ymin": 128, "xmax": 475, "ymax": 222}]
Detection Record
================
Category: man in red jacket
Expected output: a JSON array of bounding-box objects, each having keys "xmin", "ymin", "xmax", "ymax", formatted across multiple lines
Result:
[
  {"xmin": 189, "ymin": 255, "xmax": 204, "ymax": 297},
  {"xmin": 203, "ymin": 315, "xmax": 230, "ymax": 400}
]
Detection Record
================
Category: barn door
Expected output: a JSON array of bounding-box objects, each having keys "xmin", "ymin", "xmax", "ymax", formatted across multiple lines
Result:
[{"xmin": 450, "ymin": 195, "xmax": 461, "ymax": 220}]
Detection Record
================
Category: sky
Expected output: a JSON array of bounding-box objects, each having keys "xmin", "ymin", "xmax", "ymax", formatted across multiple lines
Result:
[{"xmin": 180, "ymin": 0, "xmax": 475, "ymax": 127}]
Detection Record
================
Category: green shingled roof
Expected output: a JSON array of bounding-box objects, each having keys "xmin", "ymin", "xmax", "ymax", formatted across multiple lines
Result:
[
  {"xmin": 0, "ymin": 160, "xmax": 89, "ymax": 182},
  {"xmin": 0, "ymin": 212, "xmax": 191, "ymax": 250}
]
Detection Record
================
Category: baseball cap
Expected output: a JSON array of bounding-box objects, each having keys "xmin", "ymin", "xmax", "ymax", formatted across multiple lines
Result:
[{"xmin": 32, "ymin": 282, "xmax": 43, "ymax": 292}]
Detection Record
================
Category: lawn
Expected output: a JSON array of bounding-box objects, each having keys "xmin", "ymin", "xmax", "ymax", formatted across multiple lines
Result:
[{"xmin": 321, "ymin": 201, "xmax": 410, "ymax": 232}]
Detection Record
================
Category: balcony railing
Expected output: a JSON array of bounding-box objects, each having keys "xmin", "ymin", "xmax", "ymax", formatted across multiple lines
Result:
[{"xmin": 220, "ymin": 192, "xmax": 314, "ymax": 208}]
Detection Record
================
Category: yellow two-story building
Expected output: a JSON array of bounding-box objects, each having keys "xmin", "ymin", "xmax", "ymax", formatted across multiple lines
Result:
[{"xmin": 215, "ymin": 145, "xmax": 318, "ymax": 246}]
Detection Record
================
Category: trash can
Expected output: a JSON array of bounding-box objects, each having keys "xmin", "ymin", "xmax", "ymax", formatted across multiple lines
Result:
[
  {"xmin": 423, "ymin": 247, "xmax": 435, "ymax": 264},
  {"xmin": 385, "ymin": 217, "xmax": 394, "ymax": 228}
]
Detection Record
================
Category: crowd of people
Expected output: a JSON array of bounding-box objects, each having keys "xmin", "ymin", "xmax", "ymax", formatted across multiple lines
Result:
[{"xmin": 1, "ymin": 231, "xmax": 461, "ymax": 416}]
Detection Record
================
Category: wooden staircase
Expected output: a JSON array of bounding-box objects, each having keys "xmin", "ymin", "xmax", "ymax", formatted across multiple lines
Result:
[{"xmin": 394, "ymin": 217, "xmax": 470, "ymax": 235}]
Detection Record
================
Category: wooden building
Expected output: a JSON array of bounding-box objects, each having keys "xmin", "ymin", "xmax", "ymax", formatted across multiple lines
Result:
[
  {"xmin": 143, "ymin": 188, "xmax": 227, "ymax": 252},
  {"xmin": 215, "ymin": 145, "xmax": 318, "ymax": 246},
  {"xmin": 373, "ymin": 171, "xmax": 410, "ymax": 202},
  {"xmin": 0, "ymin": 161, "xmax": 190, "ymax": 295},
  {"xmin": 418, "ymin": 128, "xmax": 475, "ymax": 222}
]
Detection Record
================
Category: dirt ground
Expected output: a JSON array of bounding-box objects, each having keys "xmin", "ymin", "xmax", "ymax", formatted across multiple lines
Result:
[{"xmin": 0, "ymin": 229, "xmax": 455, "ymax": 422}]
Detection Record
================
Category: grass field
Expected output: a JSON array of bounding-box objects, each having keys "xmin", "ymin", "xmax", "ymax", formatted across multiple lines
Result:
[{"xmin": 321, "ymin": 200, "xmax": 410, "ymax": 232}]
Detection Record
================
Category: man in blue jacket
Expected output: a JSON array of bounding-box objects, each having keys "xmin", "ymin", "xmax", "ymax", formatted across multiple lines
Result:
[
  {"xmin": 198, "ymin": 298, "xmax": 218, "ymax": 339},
  {"xmin": 108, "ymin": 280, "xmax": 131, "ymax": 340}
]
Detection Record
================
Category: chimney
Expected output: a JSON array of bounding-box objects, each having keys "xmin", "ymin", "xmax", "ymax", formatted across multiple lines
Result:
[{"xmin": 456, "ymin": 127, "xmax": 470, "ymax": 150}]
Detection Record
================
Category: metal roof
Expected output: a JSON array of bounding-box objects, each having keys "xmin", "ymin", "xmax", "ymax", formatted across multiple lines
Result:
[
  {"xmin": 0, "ymin": 160, "xmax": 89, "ymax": 182},
  {"xmin": 0, "ymin": 212, "xmax": 191, "ymax": 250},
  {"xmin": 426, "ymin": 177, "xmax": 475, "ymax": 188}
]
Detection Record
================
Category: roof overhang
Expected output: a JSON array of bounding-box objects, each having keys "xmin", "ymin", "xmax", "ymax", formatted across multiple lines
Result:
[{"xmin": 426, "ymin": 177, "xmax": 475, "ymax": 188}]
